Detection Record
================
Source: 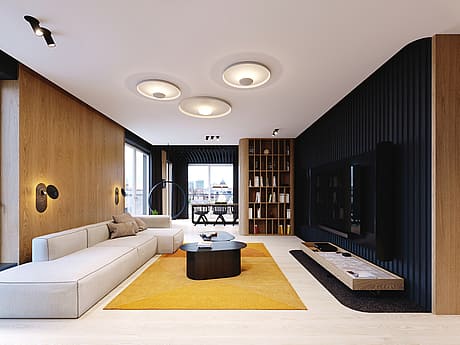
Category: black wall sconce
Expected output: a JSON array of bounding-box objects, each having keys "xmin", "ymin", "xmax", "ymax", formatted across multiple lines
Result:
[
  {"xmin": 115, "ymin": 187, "xmax": 126, "ymax": 205},
  {"xmin": 36, "ymin": 183, "xmax": 59, "ymax": 213}
]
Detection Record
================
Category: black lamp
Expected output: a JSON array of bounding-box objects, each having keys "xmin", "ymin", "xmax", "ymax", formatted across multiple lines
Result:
[
  {"xmin": 36, "ymin": 183, "xmax": 59, "ymax": 213},
  {"xmin": 24, "ymin": 15, "xmax": 56, "ymax": 47},
  {"xmin": 24, "ymin": 15, "xmax": 43, "ymax": 36},
  {"xmin": 41, "ymin": 28, "xmax": 56, "ymax": 47},
  {"xmin": 115, "ymin": 187, "xmax": 127, "ymax": 205}
]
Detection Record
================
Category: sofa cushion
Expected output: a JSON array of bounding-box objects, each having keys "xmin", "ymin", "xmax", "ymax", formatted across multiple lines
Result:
[
  {"xmin": 32, "ymin": 227, "xmax": 87, "ymax": 262},
  {"xmin": 87, "ymin": 221, "xmax": 110, "ymax": 247},
  {"xmin": 134, "ymin": 217, "xmax": 148, "ymax": 231},
  {"xmin": 0, "ymin": 246, "xmax": 138, "ymax": 318},
  {"xmin": 108, "ymin": 221, "xmax": 137, "ymax": 239},
  {"xmin": 95, "ymin": 232, "xmax": 158, "ymax": 264},
  {"xmin": 112, "ymin": 212, "xmax": 135, "ymax": 224},
  {"xmin": 142, "ymin": 228, "xmax": 184, "ymax": 253}
]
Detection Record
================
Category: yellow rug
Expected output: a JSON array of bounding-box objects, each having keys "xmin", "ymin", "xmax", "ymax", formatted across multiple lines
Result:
[{"xmin": 105, "ymin": 243, "xmax": 306, "ymax": 310}]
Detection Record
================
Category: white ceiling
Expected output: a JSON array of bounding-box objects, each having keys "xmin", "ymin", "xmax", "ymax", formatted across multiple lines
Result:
[{"xmin": 1, "ymin": 1, "xmax": 460, "ymax": 145}]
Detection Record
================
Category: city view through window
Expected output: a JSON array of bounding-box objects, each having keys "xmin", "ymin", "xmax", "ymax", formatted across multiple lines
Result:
[{"xmin": 188, "ymin": 164, "xmax": 233, "ymax": 206}]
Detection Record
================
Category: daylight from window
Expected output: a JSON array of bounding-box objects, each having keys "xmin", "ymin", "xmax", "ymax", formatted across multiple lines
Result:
[
  {"xmin": 125, "ymin": 144, "xmax": 150, "ymax": 215},
  {"xmin": 188, "ymin": 164, "xmax": 233, "ymax": 205}
]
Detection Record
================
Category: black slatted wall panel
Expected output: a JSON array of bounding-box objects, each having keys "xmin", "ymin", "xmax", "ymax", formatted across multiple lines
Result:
[{"xmin": 294, "ymin": 38, "xmax": 432, "ymax": 310}]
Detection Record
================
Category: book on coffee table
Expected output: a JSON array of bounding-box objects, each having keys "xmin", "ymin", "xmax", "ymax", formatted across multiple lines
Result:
[
  {"xmin": 200, "ymin": 232, "xmax": 217, "ymax": 241},
  {"xmin": 197, "ymin": 241, "xmax": 212, "ymax": 248}
]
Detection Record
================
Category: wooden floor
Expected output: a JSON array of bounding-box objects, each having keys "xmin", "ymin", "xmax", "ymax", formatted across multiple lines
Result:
[{"xmin": 1, "ymin": 220, "xmax": 459, "ymax": 345}]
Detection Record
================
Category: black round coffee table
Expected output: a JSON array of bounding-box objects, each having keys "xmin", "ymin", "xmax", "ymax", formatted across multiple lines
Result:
[
  {"xmin": 180, "ymin": 241, "xmax": 247, "ymax": 280},
  {"xmin": 199, "ymin": 231, "xmax": 235, "ymax": 242}
]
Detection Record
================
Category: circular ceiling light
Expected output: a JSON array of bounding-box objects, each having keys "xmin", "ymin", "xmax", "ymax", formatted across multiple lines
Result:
[
  {"xmin": 136, "ymin": 80, "xmax": 181, "ymax": 100},
  {"xmin": 222, "ymin": 61, "xmax": 271, "ymax": 89},
  {"xmin": 178, "ymin": 97, "xmax": 231, "ymax": 118}
]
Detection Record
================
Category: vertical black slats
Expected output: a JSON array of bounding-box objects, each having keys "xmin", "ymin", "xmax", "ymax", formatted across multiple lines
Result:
[
  {"xmin": 424, "ymin": 45, "xmax": 432, "ymax": 309},
  {"xmin": 413, "ymin": 50, "xmax": 421, "ymax": 304},
  {"xmin": 294, "ymin": 38, "xmax": 432, "ymax": 310}
]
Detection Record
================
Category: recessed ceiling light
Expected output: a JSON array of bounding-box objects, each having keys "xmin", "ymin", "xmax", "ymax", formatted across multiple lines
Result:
[
  {"xmin": 179, "ymin": 97, "xmax": 231, "ymax": 119},
  {"xmin": 223, "ymin": 61, "xmax": 271, "ymax": 89},
  {"xmin": 205, "ymin": 135, "xmax": 220, "ymax": 141},
  {"xmin": 136, "ymin": 80, "xmax": 181, "ymax": 101}
]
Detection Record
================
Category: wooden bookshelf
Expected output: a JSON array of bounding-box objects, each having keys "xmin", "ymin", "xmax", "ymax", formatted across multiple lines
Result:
[
  {"xmin": 301, "ymin": 242, "xmax": 404, "ymax": 290},
  {"xmin": 239, "ymin": 138, "xmax": 294, "ymax": 235}
]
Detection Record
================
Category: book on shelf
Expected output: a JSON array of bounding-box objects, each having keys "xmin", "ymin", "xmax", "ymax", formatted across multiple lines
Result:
[
  {"xmin": 260, "ymin": 176, "xmax": 264, "ymax": 187},
  {"xmin": 249, "ymin": 179, "xmax": 252, "ymax": 187},
  {"xmin": 278, "ymin": 224, "xmax": 284, "ymax": 235},
  {"xmin": 286, "ymin": 193, "xmax": 290, "ymax": 203},
  {"xmin": 257, "ymin": 207, "xmax": 261, "ymax": 218},
  {"xmin": 255, "ymin": 191, "xmax": 261, "ymax": 203},
  {"xmin": 268, "ymin": 193, "xmax": 272, "ymax": 203},
  {"xmin": 272, "ymin": 175, "xmax": 277, "ymax": 187},
  {"xmin": 249, "ymin": 207, "xmax": 253, "ymax": 219},
  {"xmin": 279, "ymin": 193, "xmax": 285, "ymax": 203},
  {"xmin": 272, "ymin": 192, "xmax": 276, "ymax": 203},
  {"xmin": 254, "ymin": 176, "xmax": 259, "ymax": 187},
  {"xmin": 286, "ymin": 208, "xmax": 291, "ymax": 219}
]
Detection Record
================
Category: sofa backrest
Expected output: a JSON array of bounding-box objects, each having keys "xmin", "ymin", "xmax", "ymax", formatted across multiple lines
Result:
[
  {"xmin": 87, "ymin": 221, "xmax": 111, "ymax": 247},
  {"xmin": 32, "ymin": 227, "xmax": 88, "ymax": 262},
  {"xmin": 134, "ymin": 215, "xmax": 171, "ymax": 228}
]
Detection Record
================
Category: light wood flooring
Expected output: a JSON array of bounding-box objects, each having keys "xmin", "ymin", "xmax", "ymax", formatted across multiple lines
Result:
[{"xmin": 1, "ymin": 220, "xmax": 459, "ymax": 345}]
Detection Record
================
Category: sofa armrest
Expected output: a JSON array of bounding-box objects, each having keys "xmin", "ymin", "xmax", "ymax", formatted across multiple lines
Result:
[{"xmin": 135, "ymin": 215, "xmax": 171, "ymax": 228}]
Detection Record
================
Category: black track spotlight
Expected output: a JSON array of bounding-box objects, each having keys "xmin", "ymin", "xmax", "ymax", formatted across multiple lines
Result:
[
  {"xmin": 24, "ymin": 15, "xmax": 44, "ymax": 36},
  {"xmin": 272, "ymin": 128, "xmax": 279, "ymax": 137},
  {"xmin": 41, "ymin": 28, "xmax": 56, "ymax": 47}
]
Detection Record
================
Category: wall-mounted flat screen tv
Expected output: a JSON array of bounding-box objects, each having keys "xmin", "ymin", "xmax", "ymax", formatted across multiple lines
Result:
[{"xmin": 309, "ymin": 142, "xmax": 396, "ymax": 260}]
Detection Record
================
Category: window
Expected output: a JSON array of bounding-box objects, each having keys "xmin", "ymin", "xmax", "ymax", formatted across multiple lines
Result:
[
  {"xmin": 125, "ymin": 144, "xmax": 150, "ymax": 215},
  {"xmin": 188, "ymin": 164, "xmax": 233, "ymax": 205}
]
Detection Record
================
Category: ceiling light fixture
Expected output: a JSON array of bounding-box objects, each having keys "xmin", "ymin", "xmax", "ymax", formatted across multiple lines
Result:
[
  {"xmin": 205, "ymin": 135, "xmax": 221, "ymax": 142},
  {"xmin": 136, "ymin": 80, "xmax": 181, "ymax": 100},
  {"xmin": 41, "ymin": 28, "xmax": 56, "ymax": 47},
  {"xmin": 24, "ymin": 15, "xmax": 56, "ymax": 47},
  {"xmin": 223, "ymin": 61, "xmax": 271, "ymax": 89},
  {"xmin": 272, "ymin": 128, "xmax": 279, "ymax": 136},
  {"xmin": 179, "ymin": 97, "xmax": 231, "ymax": 118},
  {"xmin": 24, "ymin": 15, "xmax": 44, "ymax": 36}
]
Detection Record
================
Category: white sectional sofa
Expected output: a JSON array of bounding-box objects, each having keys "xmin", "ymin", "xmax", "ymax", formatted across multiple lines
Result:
[{"xmin": 0, "ymin": 215, "xmax": 183, "ymax": 318}]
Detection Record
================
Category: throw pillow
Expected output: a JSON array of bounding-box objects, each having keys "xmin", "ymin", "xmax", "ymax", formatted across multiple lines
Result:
[
  {"xmin": 134, "ymin": 217, "xmax": 148, "ymax": 231},
  {"xmin": 108, "ymin": 221, "xmax": 137, "ymax": 239},
  {"xmin": 112, "ymin": 212, "xmax": 135, "ymax": 224}
]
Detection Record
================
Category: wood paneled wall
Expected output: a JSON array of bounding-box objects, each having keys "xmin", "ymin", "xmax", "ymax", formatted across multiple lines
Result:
[
  {"xmin": 432, "ymin": 34, "xmax": 460, "ymax": 315},
  {"xmin": 18, "ymin": 66, "xmax": 125, "ymax": 263},
  {"xmin": 295, "ymin": 38, "xmax": 432, "ymax": 310}
]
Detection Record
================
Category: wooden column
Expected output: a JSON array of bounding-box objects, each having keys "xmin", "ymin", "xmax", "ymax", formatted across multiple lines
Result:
[
  {"xmin": 432, "ymin": 34, "xmax": 460, "ymax": 314},
  {"xmin": 0, "ymin": 80, "xmax": 19, "ymax": 263}
]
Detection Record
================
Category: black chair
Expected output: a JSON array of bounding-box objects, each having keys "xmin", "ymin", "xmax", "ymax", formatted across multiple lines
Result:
[
  {"xmin": 212, "ymin": 205, "xmax": 228, "ymax": 226},
  {"xmin": 194, "ymin": 205, "xmax": 209, "ymax": 226},
  {"xmin": 230, "ymin": 204, "xmax": 238, "ymax": 225}
]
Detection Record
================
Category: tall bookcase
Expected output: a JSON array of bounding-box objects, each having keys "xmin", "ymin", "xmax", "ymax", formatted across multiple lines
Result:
[{"xmin": 239, "ymin": 138, "xmax": 294, "ymax": 235}]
